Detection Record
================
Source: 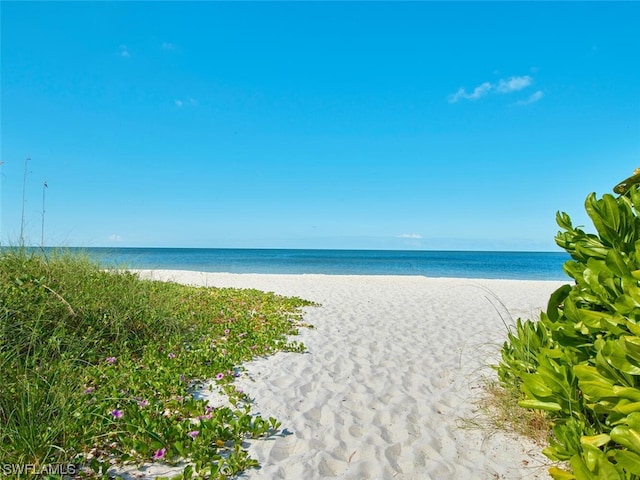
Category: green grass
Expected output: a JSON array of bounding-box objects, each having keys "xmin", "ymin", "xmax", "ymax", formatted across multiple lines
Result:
[{"xmin": 0, "ymin": 248, "xmax": 316, "ymax": 478}]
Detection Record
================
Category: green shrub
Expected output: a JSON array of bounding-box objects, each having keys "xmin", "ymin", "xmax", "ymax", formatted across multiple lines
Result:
[{"xmin": 498, "ymin": 179, "xmax": 640, "ymax": 479}]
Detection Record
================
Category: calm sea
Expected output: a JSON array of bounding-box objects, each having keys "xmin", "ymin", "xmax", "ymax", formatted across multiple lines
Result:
[{"xmin": 49, "ymin": 248, "xmax": 570, "ymax": 281}]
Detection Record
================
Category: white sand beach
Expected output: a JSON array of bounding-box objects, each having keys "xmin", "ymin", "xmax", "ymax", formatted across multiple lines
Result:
[{"xmin": 134, "ymin": 271, "xmax": 565, "ymax": 480}]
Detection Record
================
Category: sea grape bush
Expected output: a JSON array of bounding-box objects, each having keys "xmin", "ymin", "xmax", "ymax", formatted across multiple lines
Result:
[{"xmin": 498, "ymin": 183, "xmax": 640, "ymax": 479}]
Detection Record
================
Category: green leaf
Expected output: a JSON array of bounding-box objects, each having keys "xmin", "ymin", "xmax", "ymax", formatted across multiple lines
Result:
[
  {"xmin": 575, "ymin": 240, "xmax": 609, "ymax": 261},
  {"xmin": 575, "ymin": 365, "xmax": 616, "ymax": 400},
  {"xmin": 570, "ymin": 454, "xmax": 594, "ymax": 480},
  {"xmin": 585, "ymin": 193, "xmax": 621, "ymax": 244},
  {"xmin": 557, "ymin": 211, "xmax": 574, "ymax": 232},
  {"xmin": 624, "ymin": 318, "xmax": 640, "ymax": 336},
  {"xmin": 575, "ymin": 309, "xmax": 616, "ymax": 331},
  {"xmin": 174, "ymin": 440, "xmax": 185, "ymax": 456},
  {"xmin": 610, "ymin": 425, "xmax": 640, "ymax": 455},
  {"xmin": 547, "ymin": 284, "xmax": 572, "ymax": 322},
  {"xmin": 519, "ymin": 399, "xmax": 562, "ymax": 412},
  {"xmin": 602, "ymin": 339, "xmax": 640, "ymax": 375},
  {"xmin": 612, "ymin": 401, "xmax": 640, "ymax": 415},
  {"xmin": 606, "ymin": 250, "xmax": 631, "ymax": 277},
  {"xmin": 613, "ymin": 450, "xmax": 640, "ymax": 475},
  {"xmin": 623, "ymin": 336, "xmax": 640, "ymax": 358},
  {"xmin": 626, "ymin": 412, "xmax": 640, "ymax": 431},
  {"xmin": 521, "ymin": 372, "xmax": 554, "ymax": 398},
  {"xmin": 581, "ymin": 434, "xmax": 611, "ymax": 448},
  {"xmin": 629, "ymin": 185, "xmax": 640, "ymax": 211},
  {"xmin": 577, "ymin": 445, "xmax": 623, "ymax": 480},
  {"xmin": 615, "ymin": 291, "xmax": 640, "ymax": 315},
  {"xmin": 549, "ymin": 466, "xmax": 577, "ymax": 480}
]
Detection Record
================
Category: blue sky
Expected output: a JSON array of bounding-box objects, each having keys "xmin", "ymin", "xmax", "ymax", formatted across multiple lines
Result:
[{"xmin": 1, "ymin": 2, "xmax": 639, "ymax": 251}]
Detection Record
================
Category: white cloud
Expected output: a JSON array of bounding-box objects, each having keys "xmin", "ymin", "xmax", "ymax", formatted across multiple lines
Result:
[
  {"xmin": 467, "ymin": 82, "xmax": 493, "ymax": 99},
  {"xmin": 449, "ymin": 74, "xmax": 537, "ymax": 103},
  {"xmin": 448, "ymin": 88, "xmax": 466, "ymax": 103},
  {"xmin": 398, "ymin": 233, "xmax": 423, "ymax": 239},
  {"xmin": 119, "ymin": 45, "xmax": 130, "ymax": 58},
  {"xmin": 496, "ymin": 75, "xmax": 532, "ymax": 93},
  {"xmin": 448, "ymin": 82, "xmax": 492, "ymax": 103},
  {"xmin": 515, "ymin": 90, "xmax": 544, "ymax": 106},
  {"xmin": 175, "ymin": 98, "xmax": 197, "ymax": 108},
  {"xmin": 108, "ymin": 234, "xmax": 122, "ymax": 242}
]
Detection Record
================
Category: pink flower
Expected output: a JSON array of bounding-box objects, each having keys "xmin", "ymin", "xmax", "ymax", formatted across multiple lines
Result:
[
  {"xmin": 168, "ymin": 353, "xmax": 176, "ymax": 359},
  {"xmin": 215, "ymin": 373, "xmax": 224, "ymax": 380},
  {"xmin": 153, "ymin": 448, "xmax": 166, "ymax": 460},
  {"xmin": 224, "ymin": 329, "xmax": 230, "ymax": 335},
  {"xmin": 111, "ymin": 409, "xmax": 123, "ymax": 419},
  {"xmin": 187, "ymin": 430, "xmax": 199, "ymax": 439},
  {"xmin": 106, "ymin": 357, "xmax": 116, "ymax": 364},
  {"xmin": 138, "ymin": 399, "xmax": 149, "ymax": 408}
]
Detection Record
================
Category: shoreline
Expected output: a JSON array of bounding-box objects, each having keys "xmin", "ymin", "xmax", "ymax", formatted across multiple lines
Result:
[{"xmin": 132, "ymin": 270, "xmax": 563, "ymax": 479}]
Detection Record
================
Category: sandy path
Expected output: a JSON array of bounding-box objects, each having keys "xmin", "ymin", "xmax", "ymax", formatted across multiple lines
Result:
[{"xmin": 133, "ymin": 271, "xmax": 564, "ymax": 480}]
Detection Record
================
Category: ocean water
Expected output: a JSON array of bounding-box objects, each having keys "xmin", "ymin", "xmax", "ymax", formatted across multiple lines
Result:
[{"xmin": 52, "ymin": 248, "xmax": 570, "ymax": 281}]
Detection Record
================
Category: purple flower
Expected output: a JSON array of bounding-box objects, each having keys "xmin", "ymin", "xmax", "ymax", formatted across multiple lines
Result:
[
  {"xmin": 111, "ymin": 409, "xmax": 123, "ymax": 419},
  {"xmin": 106, "ymin": 356, "xmax": 116, "ymax": 364},
  {"xmin": 138, "ymin": 399, "xmax": 149, "ymax": 408},
  {"xmin": 83, "ymin": 386, "xmax": 95, "ymax": 395},
  {"xmin": 187, "ymin": 430, "xmax": 199, "ymax": 439},
  {"xmin": 215, "ymin": 373, "xmax": 224, "ymax": 381},
  {"xmin": 205, "ymin": 405, "xmax": 213, "ymax": 414},
  {"xmin": 168, "ymin": 353, "xmax": 176, "ymax": 359},
  {"xmin": 180, "ymin": 374, "xmax": 186, "ymax": 382},
  {"xmin": 153, "ymin": 448, "xmax": 166, "ymax": 460}
]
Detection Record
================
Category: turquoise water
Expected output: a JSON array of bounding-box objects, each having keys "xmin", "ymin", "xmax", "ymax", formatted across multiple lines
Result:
[{"xmin": 51, "ymin": 248, "xmax": 570, "ymax": 281}]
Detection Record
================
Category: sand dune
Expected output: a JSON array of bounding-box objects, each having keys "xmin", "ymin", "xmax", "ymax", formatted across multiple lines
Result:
[{"xmin": 134, "ymin": 271, "xmax": 565, "ymax": 480}]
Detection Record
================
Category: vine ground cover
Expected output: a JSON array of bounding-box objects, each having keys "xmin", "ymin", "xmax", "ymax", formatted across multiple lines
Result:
[{"xmin": 0, "ymin": 248, "xmax": 315, "ymax": 478}]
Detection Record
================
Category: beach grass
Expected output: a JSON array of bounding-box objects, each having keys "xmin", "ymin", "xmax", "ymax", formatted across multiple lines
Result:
[
  {"xmin": 473, "ymin": 378, "xmax": 552, "ymax": 446},
  {"xmin": 0, "ymin": 247, "xmax": 315, "ymax": 478}
]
